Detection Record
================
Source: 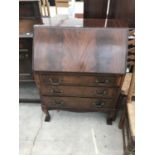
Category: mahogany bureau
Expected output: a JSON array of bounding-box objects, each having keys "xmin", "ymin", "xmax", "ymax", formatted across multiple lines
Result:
[{"xmin": 33, "ymin": 19, "xmax": 128, "ymax": 125}]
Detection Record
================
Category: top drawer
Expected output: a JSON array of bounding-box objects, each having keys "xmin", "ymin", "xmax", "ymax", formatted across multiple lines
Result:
[{"xmin": 39, "ymin": 74, "xmax": 121, "ymax": 87}]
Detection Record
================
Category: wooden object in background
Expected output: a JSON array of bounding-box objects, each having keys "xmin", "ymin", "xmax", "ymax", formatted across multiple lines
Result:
[
  {"xmin": 19, "ymin": 37, "xmax": 33, "ymax": 81},
  {"xmin": 127, "ymin": 29, "xmax": 135, "ymax": 72},
  {"xmin": 122, "ymin": 69, "xmax": 135, "ymax": 149},
  {"xmin": 84, "ymin": 0, "xmax": 108, "ymax": 19},
  {"xmin": 40, "ymin": 0, "xmax": 51, "ymax": 17},
  {"xmin": 55, "ymin": 0, "xmax": 69, "ymax": 14},
  {"xmin": 19, "ymin": 0, "xmax": 43, "ymax": 82},
  {"xmin": 19, "ymin": 0, "xmax": 42, "ymax": 19},
  {"xmin": 117, "ymin": 28, "xmax": 135, "ymax": 108},
  {"xmin": 33, "ymin": 19, "xmax": 128, "ymax": 124},
  {"xmin": 119, "ymin": 66, "xmax": 135, "ymax": 154},
  {"xmin": 84, "ymin": 0, "xmax": 135, "ymax": 28},
  {"xmin": 109, "ymin": 0, "xmax": 135, "ymax": 28}
]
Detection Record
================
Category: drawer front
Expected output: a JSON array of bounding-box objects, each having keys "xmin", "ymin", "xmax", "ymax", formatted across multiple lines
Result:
[
  {"xmin": 40, "ymin": 74, "xmax": 121, "ymax": 86},
  {"xmin": 19, "ymin": 38, "xmax": 32, "ymax": 50},
  {"xmin": 42, "ymin": 96, "xmax": 114, "ymax": 110},
  {"xmin": 41, "ymin": 85, "xmax": 117, "ymax": 98}
]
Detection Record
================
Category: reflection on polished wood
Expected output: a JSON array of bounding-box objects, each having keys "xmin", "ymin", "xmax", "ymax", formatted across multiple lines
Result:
[{"xmin": 33, "ymin": 25, "xmax": 128, "ymax": 74}]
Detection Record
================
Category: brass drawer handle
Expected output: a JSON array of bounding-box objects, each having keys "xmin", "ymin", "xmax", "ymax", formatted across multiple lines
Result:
[
  {"xmin": 51, "ymin": 88, "xmax": 62, "ymax": 94},
  {"xmin": 49, "ymin": 78, "xmax": 62, "ymax": 85},
  {"xmin": 93, "ymin": 101, "xmax": 105, "ymax": 108},
  {"xmin": 96, "ymin": 89, "xmax": 107, "ymax": 95},
  {"xmin": 54, "ymin": 100, "xmax": 64, "ymax": 106}
]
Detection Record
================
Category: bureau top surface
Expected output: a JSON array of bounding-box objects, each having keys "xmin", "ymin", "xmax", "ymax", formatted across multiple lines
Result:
[
  {"xmin": 42, "ymin": 18, "xmax": 128, "ymax": 28},
  {"xmin": 33, "ymin": 21, "xmax": 128, "ymax": 74}
]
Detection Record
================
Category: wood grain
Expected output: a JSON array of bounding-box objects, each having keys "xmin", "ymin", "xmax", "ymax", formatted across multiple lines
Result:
[
  {"xmin": 19, "ymin": 19, "xmax": 42, "ymax": 34},
  {"xmin": 39, "ymin": 73, "xmax": 121, "ymax": 86},
  {"xmin": 109, "ymin": 0, "xmax": 135, "ymax": 27},
  {"xmin": 33, "ymin": 26, "xmax": 128, "ymax": 74},
  {"xmin": 84, "ymin": 0, "xmax": 135, "ymax": 28},
  {"xmin": 40, "ymin": 85, "xmax": 117, "ymax": 98},
  {"xmin": 42, "ymin": 96, "xmax": 114, "ymax": 110},
  {"xmin": 19, "ymin": 0, "xmax": 41, "ymax": 19},
  {"xmin": 84, "ymin": 0, "xmax": 108, "ymax": 18}
]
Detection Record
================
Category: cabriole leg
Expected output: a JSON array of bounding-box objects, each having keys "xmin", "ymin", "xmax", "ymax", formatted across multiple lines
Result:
[
  {"xmin": 106, "ymin": 111, "xmax": 116, "ymax": 125},
  {"xmin": 41, "ymin": 104, "xmax": 50, "ymax": 122}
]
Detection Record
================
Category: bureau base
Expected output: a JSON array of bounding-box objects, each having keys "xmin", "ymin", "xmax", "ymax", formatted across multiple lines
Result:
[
  {"xmin": 34, "ymin": 72, "xmax": 123, "ymax": 125},
  {"xmin": 41, "ymin": 105, "xmax": 117, "ymax": 125}
]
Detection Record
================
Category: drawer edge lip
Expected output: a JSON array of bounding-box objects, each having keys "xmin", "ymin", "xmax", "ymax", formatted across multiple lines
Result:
[
  {"xmin": 40, "ymin": 83, "xmax": 120, "ymax": 88},
  {"xmin": 46, "ymin": 107, "xmax": 117, "ymax": 112},
  {"xmin": 41, "ymin": 95, "xmax": 115, "ymax": 100},
  {"xmin": 34, "ymin": 71, "xmax": 124, "ymax": 76},
  {"xmin": 40, "ymin": 95, "xmax": 116, "ymax": 99}
]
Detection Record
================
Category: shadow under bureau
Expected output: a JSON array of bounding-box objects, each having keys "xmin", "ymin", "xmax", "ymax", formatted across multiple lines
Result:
[{"xmin": 33, "ymin": 21, "xmax": 128, "ymax": 125}]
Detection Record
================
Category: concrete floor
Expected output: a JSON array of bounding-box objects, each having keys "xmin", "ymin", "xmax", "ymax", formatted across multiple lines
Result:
[
  {"xmin": 19, "ymin": 82, "xmax": 40, "ymax": 101},
  {"xmin": 19, "ymin": 103, "xmax": 123, "ymax": 155}
]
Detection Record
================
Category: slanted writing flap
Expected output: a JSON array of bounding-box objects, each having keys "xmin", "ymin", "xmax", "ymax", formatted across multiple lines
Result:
[{"xmin": 33, "ymin": 26, "xmax": 128, "ymax": 74}]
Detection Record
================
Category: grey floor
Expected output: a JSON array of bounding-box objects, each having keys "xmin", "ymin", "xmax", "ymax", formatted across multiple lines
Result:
[
  {"xmin": 19, "ymin": 103, "xmax": 123, "ymax": 155},
  {"xmin": 19, "ymin": 82, "xmax": 40, "ymax": 101}
]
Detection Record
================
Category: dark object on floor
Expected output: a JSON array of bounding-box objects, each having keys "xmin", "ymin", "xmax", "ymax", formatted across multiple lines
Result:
[{"xmin": 33, "ymin": 18, "xmax": 128, "ymax": 125}]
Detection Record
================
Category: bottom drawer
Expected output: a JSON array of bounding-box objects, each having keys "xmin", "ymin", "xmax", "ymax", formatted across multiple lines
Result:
[{"xmin": 42, "ymin": 96, "xmax": 115, "ymax": 111}]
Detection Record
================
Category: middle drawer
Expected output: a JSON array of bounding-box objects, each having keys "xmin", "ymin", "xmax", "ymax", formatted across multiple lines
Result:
[{"xmin": 40, "ymin": 85, "xmax": 117, "ymax": 98}]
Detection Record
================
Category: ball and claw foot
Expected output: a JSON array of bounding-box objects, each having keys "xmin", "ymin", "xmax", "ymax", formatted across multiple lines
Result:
[
  {"xmin": 42, "ymin": 105, "xmax": 51, "ymax": 122},
  {"xmin": 106, "ymin": 112, "xmax": 116, "ymax": 125},
  {"xmin": 44, "ymin": 113, "xmax": 50, "ymax": 122},
  {"xmin": 106, "ymin": 118, "xmax": 113, "ymax": 125}
]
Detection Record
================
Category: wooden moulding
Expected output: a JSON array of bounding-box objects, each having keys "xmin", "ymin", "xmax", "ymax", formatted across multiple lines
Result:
[
  {"xmin": 19, "ymin": 19, "xmax": 42, "ymax": 35},
  {"xmin": 127, "ymin": 102, "xmax": 135, "ymax": 141}
]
